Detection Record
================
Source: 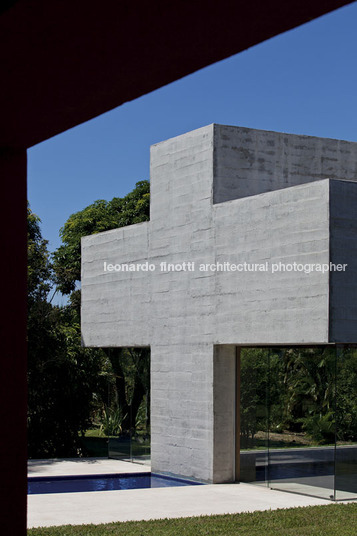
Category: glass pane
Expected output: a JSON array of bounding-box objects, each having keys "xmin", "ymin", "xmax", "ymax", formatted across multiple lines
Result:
[
  {"xmin": 268, "ymin": 347, "xmax": 335, "ymax": 500},
  {"xmin": 239, "ymin": 348, "xmax": 269, "ymax": 485},
  {"xmin": 335, "ymin": 346, "xmax": 357, "ymax": 500},
  {"xmin": 130, "ymin": 389, "xmax": 151, "ymax": 465},
  {"xmin": 107, "ymin": 363, "xmax": 131, "ymax": 460},
  {"xmin": 107, "ymin": 347, "xmax": 151, "ymax": 464}
]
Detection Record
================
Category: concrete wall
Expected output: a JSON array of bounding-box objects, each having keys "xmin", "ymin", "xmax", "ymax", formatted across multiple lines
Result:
[
  {"xmin": 82, "ymin": 126, "xmax": 336, "ymax": 348},
  {"xmin": 150, "ymin": 343, "xmax": 214, "ymax": 481},
  {"xmin": 81, "ymin": 222, "xmax": 151, "ymax": 347},
  {"xmin": 330, "ymin": 180, "xmax": 357, "ymax": 342},
  {"xmin": 150, "ymin": 343, "xmax": 236, "ymax": 483},
  {"xmin": 213, "ymin": 345, "xmax": 236, "ymax": 483},
  {"xmin": 213, "ymin": 179, "xmax": 330, "ymax": 345},
  {"xmin": 81, "ymin": 124, "xmax": 357, "ymax": 483},
  {"xmin": 213, "ymin": 124, "xmax": 357, "ymax": 203}
]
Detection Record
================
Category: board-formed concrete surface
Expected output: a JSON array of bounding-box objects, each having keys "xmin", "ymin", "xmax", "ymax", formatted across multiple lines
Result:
[
  {"xmin": 81, "ymin": 125, "xmax": 357, "ymax": 349},
  {"xmin": 27, "ymin": 459, "xmax": 331, "ymax": 529},
  {"xmin": 81, "ymin": 124, "xmax": 357, "ymax": 483},
  {"xmin": 212, "ymin": 124, "xmax": 357, "ymax": 202}
]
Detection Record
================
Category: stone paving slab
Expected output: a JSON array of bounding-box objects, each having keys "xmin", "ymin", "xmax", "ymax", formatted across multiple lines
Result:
[
  {"xmin": 27, "ymin": 458, "xmax": 330, "ymax": 528},
  {"xmin": 28, "ymin": 458, "xmax": 150, "ymax": 478}
]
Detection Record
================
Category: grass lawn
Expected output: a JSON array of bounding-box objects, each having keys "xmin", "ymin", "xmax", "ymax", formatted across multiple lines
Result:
[{"xmin": 28, "ymin": 503, "xmax": 356, "ymax": 536}]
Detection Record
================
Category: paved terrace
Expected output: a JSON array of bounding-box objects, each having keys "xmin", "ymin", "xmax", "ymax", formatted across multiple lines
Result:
[{"xmin": 28, "ymin": 458, "xmax": 331, "ymax": 528}]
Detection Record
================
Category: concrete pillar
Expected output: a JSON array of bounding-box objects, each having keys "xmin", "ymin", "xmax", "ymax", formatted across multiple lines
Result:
[
  {"xmin": 0, "ymin": 149, "xmax": 27, "ymax": 535},
  {"xmin": 150, "ymin": 343, "xmax": 214, "ymax": 482},
  {"xmin": 213, "ymin": 345, "xmax": 236, "ymax": 483},
  {"xmin": 151, "ymin": 343, "xmax": 236, "ymax": 483}
]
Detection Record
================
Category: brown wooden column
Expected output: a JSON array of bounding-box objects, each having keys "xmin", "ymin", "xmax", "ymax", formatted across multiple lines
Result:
[
  {"xmin": 0, "ymin": 148, "xmax": 27, "ymax": 535},
  {"xmin": 235, "ymin": 347, "xmax": 241, "ymax": 482}
]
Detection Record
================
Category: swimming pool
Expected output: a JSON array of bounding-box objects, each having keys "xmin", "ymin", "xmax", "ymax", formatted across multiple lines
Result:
[{"xmin": 28, "ymin": 472, "xmax": 203, "ymax": 494}]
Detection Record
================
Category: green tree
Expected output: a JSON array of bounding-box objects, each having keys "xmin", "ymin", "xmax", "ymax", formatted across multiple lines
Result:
[
  {"xmin": 336, "ymin": 347, "xmax": 357, "ymax": 442},
  {"xmin": 52, "ymin": 181, "xmax": 151, "ymax": 436},
  {"xmin": 27, "ymin": 206, "xmax": 109, "ymax": 457},
  {"xmin": 239, "ymin": 347, "xmax": 357, "ymax": 447},
  {"xmin": 240, "ymin": 349, "xmax": 271, "ymax": 447},
  {"xmin": 27, "ymin": 204, "xmax": 52, "ymax": 303},
  {"xmin": 53, "ymin": 180, "xmax": 150, "ymax": 294},
  {"xmin": 281, "ymin": 347, "xmax": 336, "ymax": 443},
  {"xmin": 106, "ymin": 347, "xmax": 150, "ymax": 435}
]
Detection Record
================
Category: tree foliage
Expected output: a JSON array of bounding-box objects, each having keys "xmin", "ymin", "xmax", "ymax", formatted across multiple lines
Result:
[
  {"xmin": 28, "ymin": 182, "xmax": 151, "ymax": 458},
  {"xmin": 240, "ymin": 347, "xmax": 357, "ymax": 447},
  {"xmin": 27, "ymin": 205, "xmax": 52, "ymax": 303},
  {"xmin": 52, "ymin": 180, "xmax": 151, "ymax": 440},
  {"xmin": 27, "ymin": 206, "xmax": 109, "ymax": 458},
  {"xmin": 105, "ymin": 347, "xmax": 150, "ymax": 434},
  {"xmin": 53, "ymin": 180, "xmax": 150, "ymax": 294}
]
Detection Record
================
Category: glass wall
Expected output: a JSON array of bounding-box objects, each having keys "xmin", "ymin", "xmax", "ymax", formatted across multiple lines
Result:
[
  {"xmin": 239, "ymin": 346, "xmax": 357, "ymax": 500},
  {"xmin": 239, "ymin": 349, "xmax": 269, "ymax": 486},
  {"xmin": 335, "ymin": 346, "xmax": 357, "ymax": 500},
  {"xmin": 267, "ymin": 347, "xmax": 336, "ymax": 499}
]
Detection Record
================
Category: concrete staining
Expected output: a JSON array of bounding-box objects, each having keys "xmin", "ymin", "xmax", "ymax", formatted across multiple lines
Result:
[{"xmin": 81, "ymin": 124, "xmax": 357, "ymax": 483}]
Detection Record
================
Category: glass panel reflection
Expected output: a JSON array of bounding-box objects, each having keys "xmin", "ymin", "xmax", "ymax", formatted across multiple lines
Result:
[
  {"xmin": 240, "ymin": 349, "xmax": 269, "ymax": 486},
  {"xmin": 105, "ymin": 347, "xmax": 150, "ymax": 464},
  {"xmin": 335, "ymin": 346, "xmax": 357, "ymax": 500},
  {"xmin": 268, "ymin": 347, "xmax": 336, "ymax": 500},
  {"xmin": 239, "ymin": 346, "xmax": 356, "ymax": 501}
]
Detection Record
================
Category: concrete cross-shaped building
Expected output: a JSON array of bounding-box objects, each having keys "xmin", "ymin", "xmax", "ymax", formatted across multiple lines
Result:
[{"xmin": 81, "ymin": 124, "xmax": 357, "ymax": 483}]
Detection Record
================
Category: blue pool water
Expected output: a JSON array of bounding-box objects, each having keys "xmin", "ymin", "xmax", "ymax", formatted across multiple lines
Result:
[{"xmin": 28, "ymin": 472, "xmax": 202, "ymax": 494}]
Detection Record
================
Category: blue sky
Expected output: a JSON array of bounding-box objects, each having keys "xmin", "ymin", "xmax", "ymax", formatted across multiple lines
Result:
[{"xmin": 28, "ymin": 1, "xmax": 357, "ymax": 255}]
